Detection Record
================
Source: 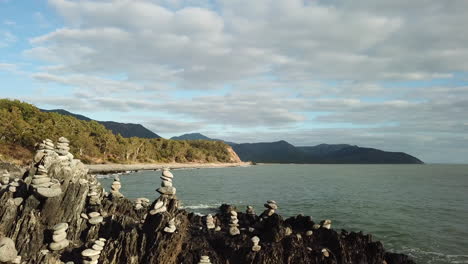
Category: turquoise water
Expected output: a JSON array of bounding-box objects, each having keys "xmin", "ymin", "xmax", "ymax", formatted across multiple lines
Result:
[{"xmin": 99, "ymin": 164, "xmax": 468, "ymax": 264}]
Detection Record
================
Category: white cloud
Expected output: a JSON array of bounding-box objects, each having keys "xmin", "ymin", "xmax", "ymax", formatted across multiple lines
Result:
[{"xmin": 0, "ymin": 31, "xmax": 17, "ymax": 47}]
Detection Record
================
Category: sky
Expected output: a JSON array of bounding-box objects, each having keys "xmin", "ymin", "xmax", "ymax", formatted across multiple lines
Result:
[{"xmin": 1, "ymin": 0, "xmax": 468, "ymax": 163}]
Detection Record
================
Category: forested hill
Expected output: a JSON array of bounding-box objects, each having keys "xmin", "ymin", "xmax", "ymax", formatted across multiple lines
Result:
[
  {"xmin": 41, "ymin": 109, "xmax": 161, "ymax": 139},
  {"xmin": 0, "ymin": 99, "xmax": 237, "ymax": 165}
]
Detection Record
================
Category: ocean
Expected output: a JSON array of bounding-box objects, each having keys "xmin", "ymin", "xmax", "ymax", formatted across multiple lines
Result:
[{"xmin": 98, "ymin": 164, "xmax": 468, "ymax": 264}]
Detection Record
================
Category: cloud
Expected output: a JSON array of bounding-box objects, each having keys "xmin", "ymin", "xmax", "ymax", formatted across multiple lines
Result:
[{"xmin": 0, "ymin": 31, "xmax": 17, "ymax": 47}]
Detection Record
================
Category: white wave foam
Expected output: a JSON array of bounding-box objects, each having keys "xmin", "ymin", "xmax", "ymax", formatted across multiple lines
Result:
[{"xmin": 181, "ymin": 204, "xmax": 220, "ymax": 209}]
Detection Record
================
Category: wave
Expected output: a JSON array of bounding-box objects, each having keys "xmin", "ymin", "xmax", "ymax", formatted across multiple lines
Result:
[
  {"xmin": 395, "ymin": 246, "xmax": 468, "ymax": 264},
  {"xmin": 181, "ymin": 203, "xmax": 221, "ymax": 210}
]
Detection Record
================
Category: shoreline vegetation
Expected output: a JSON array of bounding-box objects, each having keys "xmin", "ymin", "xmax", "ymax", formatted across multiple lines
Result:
[{"xmin": 87, "ymin": 161, "xmax": 251, "ymax": 173}]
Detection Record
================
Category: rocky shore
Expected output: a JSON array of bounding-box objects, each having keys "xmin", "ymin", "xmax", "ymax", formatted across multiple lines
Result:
[{"xmin": 0, "ymin": 138, "xmax": 415, "ymax": 264}]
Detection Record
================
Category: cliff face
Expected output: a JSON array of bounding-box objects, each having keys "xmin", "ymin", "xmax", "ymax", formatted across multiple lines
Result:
[{"xmin": 0, "ymin": 138, "xmax": 415, "ymax": 264}]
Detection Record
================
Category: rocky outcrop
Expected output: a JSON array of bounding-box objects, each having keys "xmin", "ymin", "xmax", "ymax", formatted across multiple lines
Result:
[{"xmin": 0, "ymin": 138, "xmax": 415, "ymax": 264}]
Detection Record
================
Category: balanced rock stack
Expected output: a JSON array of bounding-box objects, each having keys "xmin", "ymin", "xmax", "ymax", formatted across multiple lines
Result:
[
  {"xmin": 110, "ymin": 178, "xmax": 124, "ymax": 199},
  {"xmin": 56, "ymin": 137, "xmax": 73, "ymax": 165},
  {"xmin": 88, "ymin": 184, "xmax": 101, "ymax": 205},
  {"xmin": 40, "ymin": 139, "xmax": 55, "ymax": 154},
  {"xmin": 206, "ymin": 214, "xmax": 215, "ymax": 229},
  {"xmin": 0, "ymin": 170, "xmax": 10, "ymax": 190},
  {"xmin": 81, "ymin": 238, "xmax": 106, "ymax": 264},
  {"xmin": 263, "ymin": 200, "xmax": 278, "ymax": 217},
  {"xmin": 163, "ymin": 218, "xmax": 176, "ymax": 233},
  {"xmin": 251, "ymin": 236, "xmax": 261, "ymax": 252},
  {"xmin": 135, "ymin": 197, "xmax": 150, "ymax": 210},
  {"xmin": 246, "ymin": 205, "xmax": 255, "ymax": 215},
  {"xmin": 228, "ymin": 210, "xmax": 240, "ymax": 236},
  {"xmin": 198, "ymin": 255, "xmax": 212, "ymax": 264},
  {"xmin": 49, "ymin": 223, "xmax": 70, "ymax": 251},
  {"xmin": 0, "ymin": 237, "xmax": 18, "ymax": 263},
  {"xmin": 88, "ymin": 211, "xmax": 103, "ymax": 225},
  {"xmin": 321, "ymin": 219, "xmax": 332, "ymax": 229},
  {"xmin": 150, "ymin": 169, "xmax": 176, "ymax": 215},
  {"xmin": 31, "ymin": 164, "xmax": 62, "ymax": 198}
]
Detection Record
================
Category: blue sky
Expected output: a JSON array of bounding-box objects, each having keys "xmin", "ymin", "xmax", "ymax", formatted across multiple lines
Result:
[{"xmin": 1, "ymin": 0, "xmax": 468, "ymax": 163}]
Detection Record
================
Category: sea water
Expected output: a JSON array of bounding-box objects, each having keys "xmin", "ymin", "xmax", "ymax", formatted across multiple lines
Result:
[{"xmin": 98, "ymin": 164, "xmax": 468, "ymax": 264}]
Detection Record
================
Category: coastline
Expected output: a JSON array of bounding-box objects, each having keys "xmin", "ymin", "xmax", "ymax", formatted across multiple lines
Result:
[{"xmin": 86, "ymin": 161, "xmax": 251, "ymax": 173}]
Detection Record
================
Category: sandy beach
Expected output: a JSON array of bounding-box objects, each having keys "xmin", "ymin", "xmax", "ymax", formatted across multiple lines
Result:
[{"xmin": 86, "ymin": 162, "xmax": 251, "ymax": 173}]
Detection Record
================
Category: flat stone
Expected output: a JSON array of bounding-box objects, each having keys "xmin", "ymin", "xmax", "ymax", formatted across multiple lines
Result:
[
  {"xmin": 32, "ymin": 177, "xmax": 51, "ymax": 185},
  {"xmin": 160, "ymin": 176, "xmax": 172, "ymax": 182},
  {"xmin": 89, "ymin": 216, "xmax": 103, "ymax": 225},
  {"xmin": 229, "ymin": 227, "xmax": 240, "ymax": 236},
  {"xmin": 13, "ymin": 197, "xmax": 23, "ymax": 206},
  {"xmin": 230, "ymin": 211, "xmax": 237, "ymax": 216},
  {"xmin": 306, "ymin": 230, "xmax": 313, "ymax": 236},
  {"xmin": 58, "ymin": 137, "xmax": 70, "ymax": 143},
  {"xmin": 161, "ymin": 180, "xmax": 172, "ymax": 187},
  {"xmin": 156, "ymin": 186, "xmax": 176, "ymax": 195},
  {"xmin": 81, "ymin": 213, "xmax": 89, "ymax": 219},
  {"xmin": 322, "ymin": 249, "xmax": 330, "ymax": 257},
  {"xmin": 52, "ymin": 232, "xmax": 67, "ymax": 242},
  {"xmin": 251, "ymin": 236, "xmax": 260, "ymax": 243},
  {"xmin": 88, "ymin": 212, "xmax": 100, "ymax": 218},
  {"xmin": 215, "ymin": 226, "xmax": 221, "ymax": 231},
  {"xmin": 162, "ymin": 170, "xmax": 173, "ymax": 178},
  {"xmin": 0, "ymin": 237, "xmax": 18, "ymax": 262},
  {"xmin": 252, "ymin": 245, "xmax": 262, "ymax": 252},
  {"xmin": 49, "ymin": 239, "xmax": 69, "ymax": 251},
  {"xmin": 92, "ymin": 244, "xmax": 103, "ymax": 251},
  {"xmin": 267, "ymin": 200, "xmax": 277, "ymax": 204},
  {"xmin": 10, "ymin": 182, "xmax": 19, "ymax": 187},
  {"xmin": 53, "ymin": 223, "xmax": 68, "ymax": 231},
  {"xmin": 164, "ymin": 226, "xmax": 176, "ymax": 233},
  {"xmin": 94, "ymin": 240, "xmax": 105, "ymax": 247},
  {"xmin": 81, "ymin": 249, "xmax": 100, "ymax": 257},
  {"xmin": 83, "ymin": 260, "xmax": 98, "ymax": 264},
  {"xmin": 37, "ymin": 187, "xmax": 62, "ymax": 198},
  {"xmin": 264, "ymin": 203, "xmax": 278, "ymax": 210},
  {"xmin": 98, "ymin": 238, "xmax": 107, "ymax": 242},
  {"xmin": 8, "ymin": 186, "xmax": 16, "ymax": 192}
]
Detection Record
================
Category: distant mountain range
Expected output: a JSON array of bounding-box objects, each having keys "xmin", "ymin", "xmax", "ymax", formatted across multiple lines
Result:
[
  {"xmin": 41, "ymin": 109, "xmax": 161, "ymax": 139},
  {"xmin": 172, "ymin": 133, "xmax": 424, "ymax": 164}
]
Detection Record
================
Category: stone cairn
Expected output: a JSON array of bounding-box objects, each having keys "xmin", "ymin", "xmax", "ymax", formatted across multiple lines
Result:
[
  {"xmin": 150, "ymin": 168, "xmax": 176, "ymax": 215},
  {"xmin": 246, "ymin": 205, "xmax": 255, "ymax": 215},
  {"xmin": 163, "ymin": 218, "xmax": 176, "ymax": 233},
  {"xmin": 31, "ymin": 164, "xmax": 62, "ymax": 198},
  {"xmin": 0, "ymin": 170, "xmax": 9, "ymax": 190},
  {"xmin": 87, "ymin": 211, "xmax": 104, "ymax": 225},
  {"xmin": 206, "ymin": 214, "xmax": 215, "ymax": 230},
  {"xmin": 228, "ymin": 210, "xmax": 240, "ymax": 236},
  {"xmin": 251, "ymin": 236, "xmax": 261, "ymax": 252},
  {"xmin": 88, "ymin": 184, "xmax": 101, "ymax": 206},
  {"xmin": 0, "ymin": 237, "xmax": 18, "ymax": 263},
  {"xmin": 49, "ymin": 223, "xmax": 69, "ymax": 251},
  {"xmin": 81, "ymin": 238, "xmax": 106, "ymax": 264},
  {"xmin": 263, "ymin": 200, "xmax": 278, "ymax": 217},
  {"xmin": 135, "ymin": 197, "xmax": 150, "ymax": 210},
  {"xmin": 110, "ymin": 178, "xmax": 124, "ymax": 199},
  {"xmin": 39, "ymin": 139, "xmax": 55, "ymax": 154},
  {"xmin": 56, "ymin": 137, "xmax": 73, "ymax": 166},
  {"xmin": 198, "ymin": 255, "xmax": 212, "ymax": 264},
  {"xmin": 321, "ymin": 219, "xmax": 332, "ymax": 229}
]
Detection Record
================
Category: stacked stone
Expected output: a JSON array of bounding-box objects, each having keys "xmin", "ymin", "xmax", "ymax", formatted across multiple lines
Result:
[
  {"xmin": 56, "ymin": 137, "xmax": 73, "ymax": 165},
  {"xmin": 110, "ymin": 178, "xmax": 124, "ymax": 198},
  {"xmin": 163, "ymin": 218, "xmax": 176, "ymax": 233},
  {"xmin": 8, "ymin": 178, "xmax": 20, "ymax": 193},
  {"xmin": 88, "ymin": 184, "xmax": 101, "ymax": 205},
  {"xmin": 0, "ymin": 170, "xmax": 10, "ymax": 190},
  {"xmin": 206, "ymin": 214, "xmax": 215, "ymax": 229},
  {"xmin": 31, "ymin": 164, "xmax": 62, "ymax": 198},
  {"xmin": 321, "ymin": 219, "xmax": 332, "ymax": 229},
  {"xmin": 81, "ymin": 238, "xmax": 106, "ymax": 264},
  {"xmin": 0, "ymin": 237, "xmax": 18, "ymax": 263},
  {"xmin": 49, "ymin": 223, "xmax": 69, "ymax": 251},
  {"xmin": 198, "ymin": 255, "xmax": 212, "ymax": 264},
  {"xmin": 246, "ymin": 205, "xmax": 255, "ymax": 215},
  {"xmin": 135, "ymin": 197, "xmax": 150, "ymax": 210},
  {"xmin": 251, "ymin": 236, "xmax": 261, "ymax": 252},
  {"xmin": 41, "ymin": 139, "xmax": 55, "ymax": 154},
  {"xmin": 228, "ymin": 211, "xmax": 240, "ymax": 236},
  {"xmin": 263, "ymin": 200, "xmax": 278, "ymax": 217},
  {"xmin": 150, "ymin": 169, "xmax": 176, "ymax": 215},
  {"xmin": 88, "ymin": 211, "xmax": 103, "ymax": 225}
]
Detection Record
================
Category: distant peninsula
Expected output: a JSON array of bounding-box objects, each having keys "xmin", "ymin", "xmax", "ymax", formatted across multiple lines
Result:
[{"xmin": 172, "ymin": 134, "xmax": 424, "ymax": 164}]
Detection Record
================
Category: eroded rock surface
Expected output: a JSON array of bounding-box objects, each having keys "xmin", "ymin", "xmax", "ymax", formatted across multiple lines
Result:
[{"xmin": 0, "ymin": 138, "xmax": 415, "ymax": 264}]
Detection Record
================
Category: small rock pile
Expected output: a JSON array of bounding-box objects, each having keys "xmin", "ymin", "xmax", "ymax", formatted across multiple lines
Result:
[
  {"xmin": 206, "ymin": 214, "xmax": 215, "ymax": 229},
  {"xmin": 246, "ymin": 205, "xmax": 255, "ymax": 215},
  {"xmin": 163, "ymin": 218, "xmax": 176, "ymax": 233},
  {"xmin": 150, "ymin": 168, "xmax": 176, "ymax": 215},
  {"xmin": 228, "ymin": 210, "xmax": 240, "ymax": 236},
  {"xmin": 39, "ymin": 139, "xmax": 55, "ymax": 154},
  {"xmin": 56, "ymin": 137, "xmax": 73, "ymax": 165},
  {"xmin": 251, "ymin": 236, "xmax": 261, "ymax": 252},
  {"xmin": 88, "ymin": 184, "xmax": 101, "ymax": 205},
  {"xmin": 0, "ymin": 237, "xmax": 18, "ymax": 263},
  {"xmin": 198, "ymin": 255, "xmax": 212, "ymax": 264},
  {"xmin": 81, "ymin": 238, "xmax": 106, "ymax": 264},
  {"xmin": 49, "ymin": 223, "xmax": 69, "ymax": 251},
  {"xmin": 321, "ymin": 219, "xmax": 332, "ymax": 229},
  {"xmin": 135, "ymin": 197, "xmax": 150, "ymax": 210},
  {"xmin": 88, "ymin": 211, "xmax": 103, "ymax": 225},
  {"xmin": 263, "ymin": 200, "xmax": 278, "ymax": 217},
  {"xmin": 110, "ymin": 178, "xmax": 124, "ymax": 199},
  {"xmin": 31, "ymin": 164, "xmax": 62, "ymax": 198}
]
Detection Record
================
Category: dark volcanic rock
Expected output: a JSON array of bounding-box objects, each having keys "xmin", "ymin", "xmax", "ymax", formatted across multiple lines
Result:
[{"xmin": 0, "ymin": 141, "xmax": 415, "ymax": 264}]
